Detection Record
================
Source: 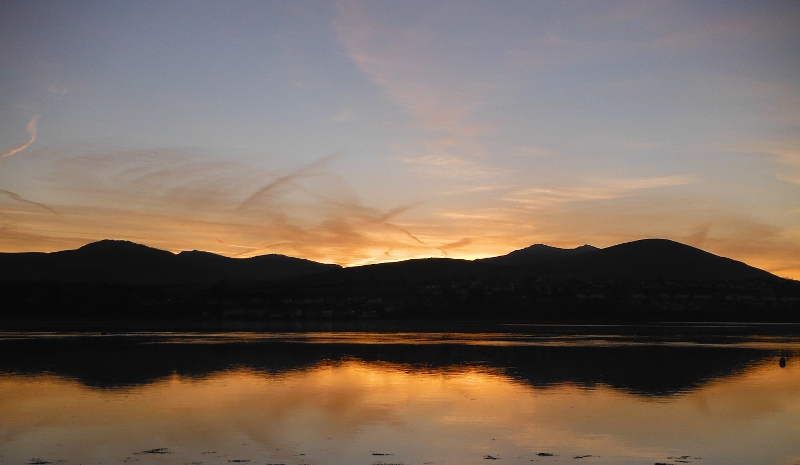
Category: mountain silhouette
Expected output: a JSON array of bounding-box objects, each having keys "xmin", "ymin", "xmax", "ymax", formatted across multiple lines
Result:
[
  {"xmin": 0, "ymin": 238, "xmax": 779, "ymax": 285},
  {"xmin": 322, "ymin": 239, "xmax": 776, "ymax": 283},
  {"xmin": 0, "ymin": 240, "xmax": 339, "ymax": 285},
  {"xmin": 481, "ymin": 243, "xmax": 598, "ymax": 266},
  {"xmin": 550, "ymin": 239, "xmax": 775, "ymax": 280},
  {"xmin": 478, "ymin": 239, "xmax": 776, "ymax": 281}
]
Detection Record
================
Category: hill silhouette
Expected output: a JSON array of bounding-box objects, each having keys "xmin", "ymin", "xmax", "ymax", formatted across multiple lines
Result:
[
  {"xmin": 0, "ymin": 238, "xmax": 780, "ymax": 285},
  {"xmin": 481, "ymin": 243, "xmax": 598, "ymax": 266},
  {"xmin": 317, "ymin": 238, "xmax": 776, "ymax": 284},
  {"xmin": 1, "ymin": 238, "xmax": 796, "ymax": 323},
  {"xmin": 0, "ymin": 239, "xmax": 339, "ymax": 285},
  {"xmin": 554, "ymin": 239, "xmax": 775, "ymax": 280},
  {"xmin": 477, "ymin": 239, "xmax": 776, "ymax": 281}
]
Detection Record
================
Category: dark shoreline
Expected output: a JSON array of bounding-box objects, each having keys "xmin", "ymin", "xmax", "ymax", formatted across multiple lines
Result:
[{"xmin": 3, "ymin": 318, "xmax": 800, "ymax": 336}]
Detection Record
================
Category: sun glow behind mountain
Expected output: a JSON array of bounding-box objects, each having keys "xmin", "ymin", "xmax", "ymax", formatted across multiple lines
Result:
[{"xmin": 1, "ymin": 2, "xmax": 799, "ymax": 278}]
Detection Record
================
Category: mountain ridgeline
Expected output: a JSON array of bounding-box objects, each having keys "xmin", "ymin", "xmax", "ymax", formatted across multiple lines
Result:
[
  {"xmin": 479, "ymin": 240, "xmax": 776, "ymax": 281},
  {"xmin": 0, "ymin": 238, "xmax": 779, "ymax": 285},
  {"xmin": 2, "ymin": 239, "xmax": 797, "ymax": 324},
  {"xmin": 0, "ymin": 240, "xmax": 339, "ymax": 285}
]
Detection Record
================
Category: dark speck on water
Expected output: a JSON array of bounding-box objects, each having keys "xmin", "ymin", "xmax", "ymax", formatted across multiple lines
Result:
[
  {"xmin": 537, "ymin": 452, "xmax": 554, "ymax": 456},
  {"xmin": 484, "ymin": 455, "xmax": 500, "ymax": 460},
  {"xmin": 27, "ymin": 460, "xmax": 52, "ymax": 465},
  {"xmin": 136, "ymin": 448, "xmax": 172, "ymax": 455}
]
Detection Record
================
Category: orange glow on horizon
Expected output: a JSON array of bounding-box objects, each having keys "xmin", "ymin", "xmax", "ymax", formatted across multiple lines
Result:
[{"xmin": 0, "ymin": 209, "xmax": 798, "ymax": 280}]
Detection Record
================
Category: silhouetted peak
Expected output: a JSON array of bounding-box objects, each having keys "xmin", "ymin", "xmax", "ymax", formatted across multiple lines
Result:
[
  {"xmin": 176, "ymin": 249, "xmax": 315, "ymax": 262},
  {"xmin": 513, "ymin": 243, "xmax": 598, "ymax": 254},
  {"xmin": 177, "ymin": 249, "xmax": 223, "ymax": 258},
  {"xmin": 78, "ymin": 239, "xmax": 169, "ymax": 253},
  {"xmin": 603, "ymin": 238, "xmax": 714, "ymax": 255},
  {"xmin": 577, "ymin": 238, "xmax": 776, "ymax": 280},
  {"xmin": 78, "ymin": 239, "xmax": 132, "ymax": 249},
  {"xmin": 483, "ymin": 242, "xmax": 598, "ymax": 266},
  {"xmin": 515, "ymin": 244, "xmax": 559, "ymax": 252}
]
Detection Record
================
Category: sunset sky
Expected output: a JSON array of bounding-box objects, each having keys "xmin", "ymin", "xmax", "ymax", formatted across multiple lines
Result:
[{"xmin": 1, "ymin": 1, "xmax": 799, "ymax": 277}]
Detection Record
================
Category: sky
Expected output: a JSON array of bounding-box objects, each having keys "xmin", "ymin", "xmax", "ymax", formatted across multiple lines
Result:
[{"xmin": 1, "ymin": 1, "xmax": 799, "ymax": 277}]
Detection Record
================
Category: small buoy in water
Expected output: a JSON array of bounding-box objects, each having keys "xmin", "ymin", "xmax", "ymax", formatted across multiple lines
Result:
[{"xmin": 779, "ymin": 356, "xmax": 786, "ymax": 368}]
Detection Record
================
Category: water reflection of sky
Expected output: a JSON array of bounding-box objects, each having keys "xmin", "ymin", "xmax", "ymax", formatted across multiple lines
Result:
[{"xmin": 2, "ymin": 357, "xmax": 799, "ymax": 465}]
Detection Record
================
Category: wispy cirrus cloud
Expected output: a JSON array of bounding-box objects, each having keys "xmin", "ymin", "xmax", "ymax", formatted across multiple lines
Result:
[
  {"xmin": 0, "ymin": 189, "xmax": 58, "ymax": 215},
  {"xmin": 2, "ymin": 148, "xmax": 798, "ymax": 277},
  {"xmin": 0, "ymin": 148, "xmax": 442, "ymax": 265},
  {"xmin": 333, "ymin": 1, "xmax": 498, "ymax": 182},
  {"xmin": 398, "ymin": 154, "xmax": 504, "ymax": 180},
  {"xmin": 236, "ymin": 153, "xmax": 341, "ymax": 212},
  {"xmin": 701, "ymin": 133, "xmax": 800, "ymax": 187},
  {"xmin": 757, "ymin": 143, "xmax": 800, "ymax": 186},
  {"xmin": 0, "ymin": 117, "xmax": 56, "ymax": 217},
  {"xmin": 333, "ymin": 3, "xmax": 487, "ymax": 136},
  {"xmin": 1, "ymin": 116, "xmax": 38, "ymax": 159},
  {"xmin": 505, "ymin": 174, "xmax": 698, "ymax": 208}
]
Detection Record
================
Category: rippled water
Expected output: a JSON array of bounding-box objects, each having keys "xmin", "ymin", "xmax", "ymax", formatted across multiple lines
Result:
[{"xmin": 1, "ymin": 328, "xmax": 799, "ymax": 465}]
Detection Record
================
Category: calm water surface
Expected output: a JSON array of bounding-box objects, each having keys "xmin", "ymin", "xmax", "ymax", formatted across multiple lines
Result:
[{"xmin": 1, "ymin": 328, "xmax": 799, "ymax": 465}]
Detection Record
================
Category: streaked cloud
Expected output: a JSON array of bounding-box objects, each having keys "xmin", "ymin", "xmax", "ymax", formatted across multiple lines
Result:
[
  {"xmin": 0, "ymin": 149, "xmax": 442, "ymax": 266},
  {"xmin": 237, "ymin": 153, "xmax": 341, "ymax": 212},
  {"xmin": 0, "ymin": 189, "xmax": 58, "ymax": 215},
  {"xmin": 398, "ymin": 154, "xmax": 503, "ymax": 180},
  {"xmin": 2, "ymin": 147, "xmax": 798, "ymax": 277},
  {"xmin": 1, "ymin": 117, "xmax": 38, "ymax": 159},
  {"xmin": 505, "ymin": 175, "xmax": 698, "ymax": 208},
  {"xmin": 333, "ymin": 1, "xmax": 496, "ymax": 174},
  {"xmin": 765, "ymin": 145, "xmax": 800, "ymax": 186},
  {"xmin": 1, "ymin": 2, "xmax": 799, "ymax": 278}
]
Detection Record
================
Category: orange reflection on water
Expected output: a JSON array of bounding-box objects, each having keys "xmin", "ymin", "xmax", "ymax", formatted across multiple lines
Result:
[{"xmin": 1, "ymin": 358, "xmax": 799, "ymax": 465}]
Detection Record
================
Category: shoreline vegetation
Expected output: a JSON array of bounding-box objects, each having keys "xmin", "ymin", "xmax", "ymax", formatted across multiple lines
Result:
[
  {"xmin": 3, "ymin": 320, "xmax": 800, "ymax": 335},
  {"xmin": 2, "ymin": 238, "xmax": 799, "ymax": 326}
]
